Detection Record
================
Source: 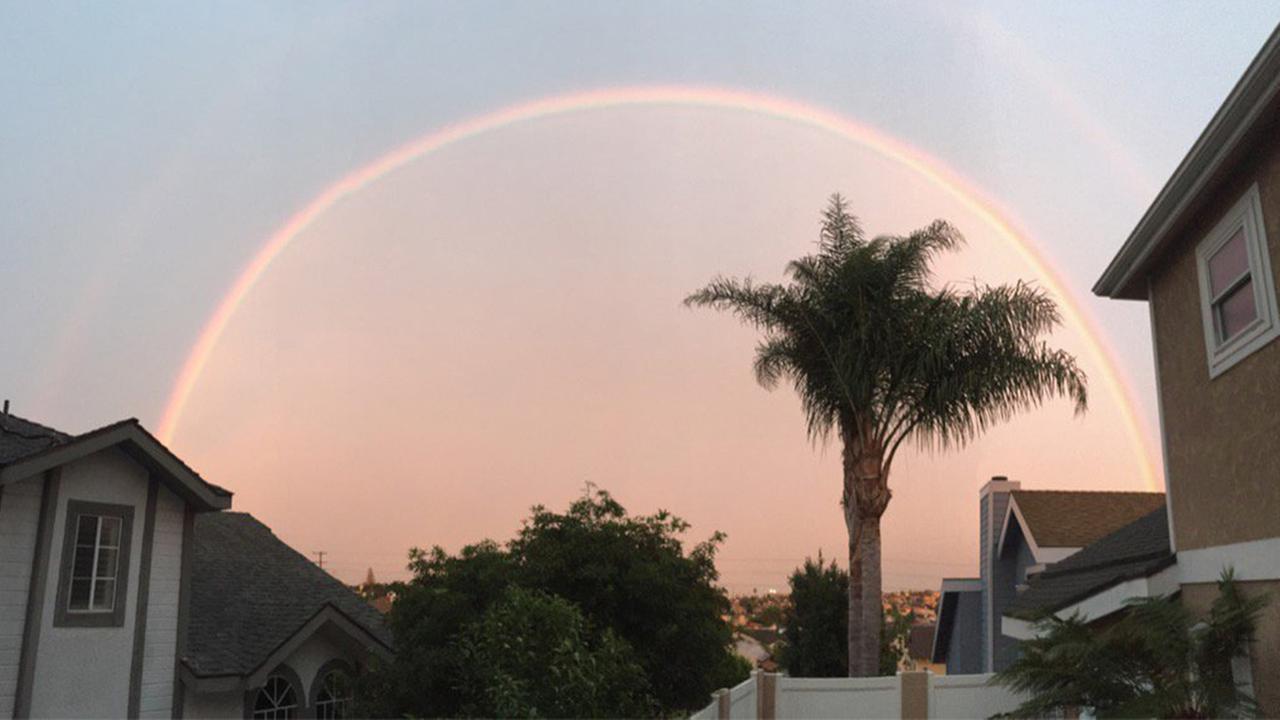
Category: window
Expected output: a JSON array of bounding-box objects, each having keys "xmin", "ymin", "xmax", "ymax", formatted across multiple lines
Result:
[
  {"xmin": 54, "ymin": 500, "xmax": 133, "ymax": 627},
  {"xmin": 252, "ymin": 675, "xmax": 299, "ymax": 720},
  {"xmin": 1196, "ymin": 184, "xmax": 1279, "ymax": 377},
  {"xmin": 314, "ymin": 669, "xmax": 353, "ymax": 719}
]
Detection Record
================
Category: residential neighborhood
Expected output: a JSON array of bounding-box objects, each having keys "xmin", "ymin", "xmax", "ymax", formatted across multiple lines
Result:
[{"xmin": 4, "ymin": 4, "xmax": 1280, "ymax": 720}]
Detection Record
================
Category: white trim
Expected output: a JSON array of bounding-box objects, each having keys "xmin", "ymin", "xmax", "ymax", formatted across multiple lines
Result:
[
  {"xmin": 1036, "ymin": 547, "xmax": 1081, "ymax": 564},
  {"xmin": 1147, "ymin": 281, "xmax": 1177, "ymax": 553},
  {"xmin": 1000, "ymin": 563, "xmax": 1179, "ymax": 637},
  {"xmin": 1195, "ymin": 184, "xmax": 1279, "ymax": 378},
  {"xmin": 1178, "ymin": 537, "xmax": 1280, "ymax": 583},
  {"xmin": 1001, "ymin": 616, "xmax": 1037, "ymax": 641}
]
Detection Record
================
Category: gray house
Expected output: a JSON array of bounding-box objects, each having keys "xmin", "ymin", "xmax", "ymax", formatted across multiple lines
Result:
[
  {"xmin": 930, "ymin": 476, "xmax": 1163, "ymax": 673},
  {"xmin": 0, "ymin": 412, "xmax": 392, "ymax": 719}
]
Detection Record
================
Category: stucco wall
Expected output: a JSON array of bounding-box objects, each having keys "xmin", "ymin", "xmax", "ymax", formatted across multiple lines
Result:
[
  {"xmin": 1148, "ymin": 124, "xmax": 1280, "ymax": 552},
  {"xmin": 1181, "ymin": 579, "xmax": 1280, "ymax": 715},
  {"xmin": 28, "ymin": 450, "xmax": 148, "ymax": 718},
  {"xmin": 0, "ymin": 477, "xmax": 42, "ymax": 718},
  {"xmin": 139, "ymin": 486, "xmax": 184, "ymax": 718}
]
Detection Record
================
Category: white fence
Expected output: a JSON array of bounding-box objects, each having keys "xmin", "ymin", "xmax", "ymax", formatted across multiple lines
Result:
[{"xmin": 691, "ymin": 670, "xmax": 1023, "ymax": 719}]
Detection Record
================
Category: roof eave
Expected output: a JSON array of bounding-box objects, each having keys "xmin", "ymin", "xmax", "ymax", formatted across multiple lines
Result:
[
  {"xmin": 0, "ymin": 420, "xmax": 231, "ymax": 511},
  {"xmin": 1094, "ymin": 24, "xmax": 1280, "ymax": 301}
]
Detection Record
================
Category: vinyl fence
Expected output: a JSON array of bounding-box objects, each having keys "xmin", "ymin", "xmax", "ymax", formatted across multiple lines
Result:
[{"xmin": 691, "ymin": 670, "xmax": 1024, "ymax": 719}]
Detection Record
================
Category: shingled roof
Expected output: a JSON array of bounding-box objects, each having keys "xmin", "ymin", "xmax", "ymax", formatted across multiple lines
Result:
[
  {"xmin": 1004, "ymin": 506, "xmax": 1173, "ymax": 621},
  {"xmin": 185, "ymin": 512, "xmax": 393, "ymax": 678},
  {"xmin": 0, "ymin": 413, "xmax": 71, "ymax": 465},
  {"xmin": 1009, "ymin": 490, "xmax": 1166, "ymax": 548}
]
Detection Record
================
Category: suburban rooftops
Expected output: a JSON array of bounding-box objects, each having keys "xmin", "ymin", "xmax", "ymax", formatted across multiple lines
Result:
[
  {"xmin": 1003, "ymin": 489, "xmax": 1167, "ymax": 552},
  {"xmin": 184, "ymin": 512, "xmax": 393, "ymax": 680},
  {"xmin": 1004, "ymin": 506, "xmax": 1173, "ymax": 620}
]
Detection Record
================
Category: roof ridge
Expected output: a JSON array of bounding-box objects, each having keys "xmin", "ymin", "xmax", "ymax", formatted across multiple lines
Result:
[
  {"xmin": 1012, "ymin": 489, "xmax": 1164, "ymax": 496},
  {"xmin": 1, "ymin": 412, "xmax": 72, "ymax": 439}
]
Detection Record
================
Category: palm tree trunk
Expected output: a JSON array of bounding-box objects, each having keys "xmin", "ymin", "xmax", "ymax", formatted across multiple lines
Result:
[
  {"xmin": 857, "ymin": 512, "xmax": 883, "ymax": 675},
  {"xmin": 844, "ymin": 488, "xmax": 862, "ymax": 676}
]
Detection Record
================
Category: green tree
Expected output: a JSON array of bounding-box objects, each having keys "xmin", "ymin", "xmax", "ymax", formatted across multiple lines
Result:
[
  {"xmin": 454, "ymin": 587, "xmax": 657, "ymax": 718},
  {"xmin": 778, "ymin": 553, "xmax": 910, "ymax": 677},
  {"xmin": 509, "ymin": 488, "xmax": 747, "ymax": 712},
  {"xmin": 779, "ymin": 554, "xmax": 848, "ymax": 677},
  {"xmin": 994, "ymin": 570, "xmax": 1266, "ymax": 719},
  {"xmin": 356, "ymin": 488, "xmax": 745, "ymax": 717},
  {"xmin": 354, "ymin": 542, "xmax": 516, "ymax": 717},
  {"xmin": 686, "ymin": 195, "xmax": 1087, "ymax": 675}
]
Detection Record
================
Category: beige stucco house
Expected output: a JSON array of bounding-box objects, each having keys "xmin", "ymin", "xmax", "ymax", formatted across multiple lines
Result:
[
  {"xmin": 0, "ymin": 413, "xmax": 392, "ymax": 719},
  {"xmin": 1003, "ymin": 22, "xmax": 1280, "ymax": 714}
]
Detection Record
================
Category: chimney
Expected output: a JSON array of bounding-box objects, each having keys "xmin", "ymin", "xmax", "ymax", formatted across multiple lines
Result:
[{"xmin": 978, "ymin": 475, "xmax": 1019, "ymax": 672}]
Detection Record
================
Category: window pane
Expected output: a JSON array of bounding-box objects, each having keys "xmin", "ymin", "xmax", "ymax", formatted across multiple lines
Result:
[
  {"xmin": 72, "ymin": 545, "xmax": 96, "ymax": 578},
  {"xmin": 98, "ymin": 517, "xmax": 122, "ymax": 547},
  {"xmin": 1209, "ymin": 229, "xmax": 1250, "ymax": 295},
  {"xmin": 92, "ymin": 579, "xmax": 115, "ymax": 611},
  {"xmin": 1217, "ymin": 279, "xmax": 1258, "ymax": 342},
  {"xmin": 69, "ymin": 578, "xmax": 92, "ymax": 610},
  {"xmin": 95, "ymin": 548, "xmax": 118, "ymax": 580},
  {"xmin": 76, "ymin": 515, "xmax": 98, "ymax": 546}
]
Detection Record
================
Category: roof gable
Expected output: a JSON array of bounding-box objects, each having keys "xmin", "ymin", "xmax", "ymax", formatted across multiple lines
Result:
[
  {"xmin": 184, "ymin": 512, "xmax": 392, "ymax": 679},
  {"xmin": 0, "ymin": 418, "xmax": 230, "ymax": 511},
  {"xmin": 1004, "ymin": 490, "xmax": 1165, "ymax": 550},
  {"xmin": 1004, "ymin": 507, "xmax": 1173, "ymax": 620}
]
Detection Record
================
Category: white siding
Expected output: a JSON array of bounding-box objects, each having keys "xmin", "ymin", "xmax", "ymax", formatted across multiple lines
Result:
[
  {"xmin": 0, "ymin": 477, "xmax": 42, "ymax": 719},
  {"xmin": 182, "ymin": 687, "xmax": 241, "ymax": 718},
  {"xmin": 29, "ymin": 449, "xmax": 148, "ymax": 719},
  {"xmin": 139, "ymin": 486, "xmax": 184, "ymax": 718}
]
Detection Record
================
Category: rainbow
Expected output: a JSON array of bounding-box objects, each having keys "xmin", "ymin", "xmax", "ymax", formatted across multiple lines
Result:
[{"xmin": 156, "ymin": 85, "xmax": 1161, "ymax": 490}]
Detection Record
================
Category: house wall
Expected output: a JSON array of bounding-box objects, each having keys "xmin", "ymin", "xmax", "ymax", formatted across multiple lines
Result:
[
  {"xmin": 27, "ymin": 449, "xmax": 149, "ymax": 718},
  {"xmin": 138, "ymin": 486, "xmax": 184, "ymax": 719},
  {"xmin": 991, "ymin": 524, "xmax": 1036, "ymax": 672},
  {"xmin": 978, "ymin": 480, "xmax": 1017, "ymax": 672},
  {"xmin": 0, "ymin": 477, "xmax": 43, "ymax": 718},
  {"xmin": 945, "ymin": 591, "xmax": 983, "ymax": 675},
  {"xmin": 181, "ymin": 687, "xmax": 240, "ymax": 719},
  {"xmin": 1181, "ymin": 580, "xmax": 1280, "ymax": 714},
  {"xmin": 1147, "ymin": 123, "xmax": 1280, "ymax": 553}
]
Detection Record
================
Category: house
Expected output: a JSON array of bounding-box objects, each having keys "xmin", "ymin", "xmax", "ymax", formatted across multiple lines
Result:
[
  {"xmin": 929, "ymin": 476, "xmax": 1163, "ymax": 674},
  {"xmin": 0, "ymin": 412, "xmax": 392, "ymax": 719},
  {"xmin": 1012, "ymin": 21, "xmax": 1280, "ymax": 712}
]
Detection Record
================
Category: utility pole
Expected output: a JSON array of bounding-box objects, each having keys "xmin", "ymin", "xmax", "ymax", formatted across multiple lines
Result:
[{"xmin": 313, "ymin": 550, "xmax": 327, "ymax": 570}]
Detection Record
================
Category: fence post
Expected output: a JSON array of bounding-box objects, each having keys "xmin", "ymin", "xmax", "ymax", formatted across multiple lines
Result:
[
  {"xmin": 715, "ymin": 688, "xmax": 730, "ymax": 720},
  {"xmin": 755, "ymin": 671, "xmax": 777, "ymax": 720},
  {"xmin": 900, "ymin": 671, "xmax": 929, "ymax": 720}
]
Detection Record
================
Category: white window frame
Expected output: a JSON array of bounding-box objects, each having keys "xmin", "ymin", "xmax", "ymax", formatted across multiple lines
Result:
[{"xmin": 1195, "ymin": 184, "xmax": 1279, "ymax": 378}]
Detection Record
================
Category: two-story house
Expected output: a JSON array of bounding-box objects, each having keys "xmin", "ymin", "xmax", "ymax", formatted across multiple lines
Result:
[
  {"xmin": 0, "ymin": 412, "xmax": 392, "ymax": 719},
  {"xmin": 1002, "ymin": 23, "xmax": 1280, "ymax": 713},
  {"xmin": 929, "ymin": 476, "xmax": 1162, "ymax": 674}
]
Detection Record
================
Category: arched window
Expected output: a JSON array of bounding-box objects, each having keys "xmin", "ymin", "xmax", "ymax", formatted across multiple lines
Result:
[
  {"xmin": 252, "ymin": 674, "xmax": 300, "ymax": 719},
  {"xmin": 314, "ymin": 668, "xmax": 353, "ymax": 719}
]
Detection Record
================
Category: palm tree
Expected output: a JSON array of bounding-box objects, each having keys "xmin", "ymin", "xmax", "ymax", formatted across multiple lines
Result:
[
  {"xmin": 993, "ymin": 570, "xmax": 1266, "ymax": 718},
  {"xmin": 685, "ymin": 195, "xmax": 1087, "ymax": 675}
]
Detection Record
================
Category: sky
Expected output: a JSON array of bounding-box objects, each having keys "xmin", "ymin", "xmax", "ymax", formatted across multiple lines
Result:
[{"xmin": 3, "ymin": 1, "xmax": 1279, "ymax": 592}]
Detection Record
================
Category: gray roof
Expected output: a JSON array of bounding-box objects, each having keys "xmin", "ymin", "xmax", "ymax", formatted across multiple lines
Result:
[
  {"xmin": 185, "ymin": 512, "xmax": 393, "ymax": 677},
  {"xmin": 0, "ymin": 413, "xmax": 70, "ymax": 465},
  {"xmin": 1004, "ymin": 506, "xmax": 1173, "ymax": 621}
]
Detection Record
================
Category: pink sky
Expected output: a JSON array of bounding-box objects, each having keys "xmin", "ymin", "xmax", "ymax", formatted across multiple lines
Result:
[{"xmin": 171, "ymin": 107, "xmax": 1154, "ymax": 592}]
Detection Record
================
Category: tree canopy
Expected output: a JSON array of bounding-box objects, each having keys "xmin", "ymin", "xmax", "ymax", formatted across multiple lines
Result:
[{"xmin": 357, "ymin": 488, "xmax": 747, "ymax": 717}]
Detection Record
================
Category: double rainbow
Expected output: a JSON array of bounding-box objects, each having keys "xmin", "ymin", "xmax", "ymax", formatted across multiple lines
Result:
[{"xmin": 156, "ymin": 85, "xmax": 1160, "ymax": 490}]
